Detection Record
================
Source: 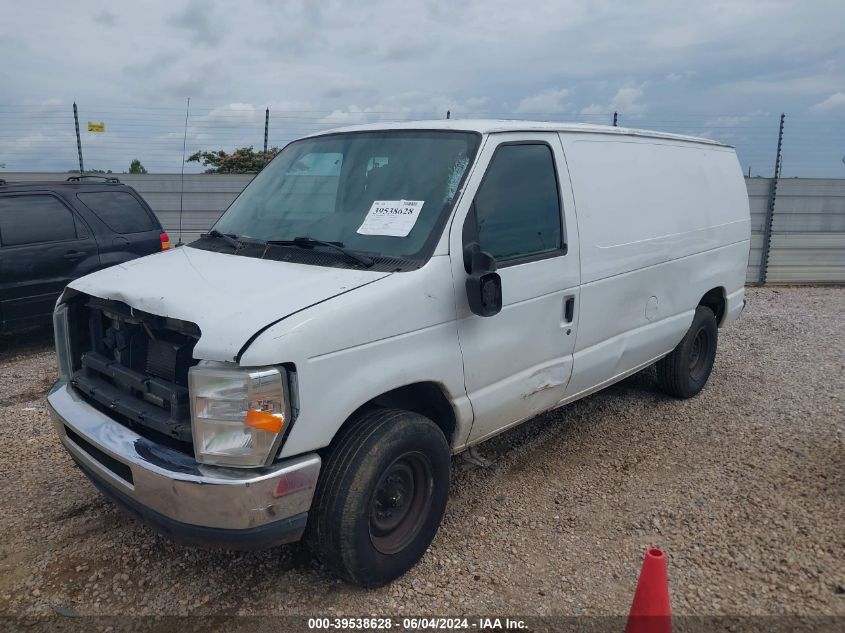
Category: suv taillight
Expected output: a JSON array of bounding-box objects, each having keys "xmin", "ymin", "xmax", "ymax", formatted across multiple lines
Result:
[{"xmin": 160, "ymin": 232, "xmax": 171, "ymax": 250}]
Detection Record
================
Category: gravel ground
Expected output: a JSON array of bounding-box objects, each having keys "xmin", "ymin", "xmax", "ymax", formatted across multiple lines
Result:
[{"xmin": 0, "ymin": 287, "xmax": 842, "ymax": 622}]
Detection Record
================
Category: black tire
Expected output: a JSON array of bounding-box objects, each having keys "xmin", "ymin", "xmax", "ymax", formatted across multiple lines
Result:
[
  {"xmin": 306, "ymin": 408, "xmax": 451, "ymax": 587},
  {"xmin": 656, "ymin": 305, "xmax": 718, "ymax": 399}
]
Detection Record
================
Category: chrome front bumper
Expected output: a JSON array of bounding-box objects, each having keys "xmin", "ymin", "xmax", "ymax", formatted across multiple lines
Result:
[{"xmin": 47, "ymin": 382, "xmax": 321, "ymax": 548}]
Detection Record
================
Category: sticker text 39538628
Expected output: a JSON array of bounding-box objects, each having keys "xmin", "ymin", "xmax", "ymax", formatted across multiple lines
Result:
[{"xmin": 357, "ymin": 200, "xmax": 425, "ymax": 237}]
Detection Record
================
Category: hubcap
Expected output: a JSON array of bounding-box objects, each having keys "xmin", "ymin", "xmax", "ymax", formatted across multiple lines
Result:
[{"xmin": 369, "ymin": 452, "xmax": 433, "ymax": 555}]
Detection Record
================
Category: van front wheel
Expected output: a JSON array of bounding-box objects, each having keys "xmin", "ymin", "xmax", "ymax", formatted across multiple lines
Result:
[
  {"xmin": 656, "ymin": 305, "xmax": 718, "ymax": 398},
  {"xmin": 306, "ymin": 409, "xmax": 450, "ymax": 587}
]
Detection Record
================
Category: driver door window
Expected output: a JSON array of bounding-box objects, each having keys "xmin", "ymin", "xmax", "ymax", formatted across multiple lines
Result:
[{"xmin": 474, "ymin": 143, "xmax": 563, "ymax": 264}]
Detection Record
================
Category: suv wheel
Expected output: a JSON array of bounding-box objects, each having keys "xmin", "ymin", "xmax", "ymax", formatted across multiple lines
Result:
[
  {"xmin": 656, "ymin": 305, "xmax": 718, "ymax": 398},
  {"xmin": 306, "ymin": 409, "xmax": 450, "ymax": 587}
]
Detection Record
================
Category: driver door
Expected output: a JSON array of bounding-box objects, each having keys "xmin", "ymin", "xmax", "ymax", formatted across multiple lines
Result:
[{"xmin": 450, "ymin": 133, "xmax": 581, "ymax": 444}]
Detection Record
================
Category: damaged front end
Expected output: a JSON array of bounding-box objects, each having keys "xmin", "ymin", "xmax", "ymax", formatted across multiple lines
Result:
[
  {"xmin": 55, "ymin": 292, "xmax": 201, "ymax": 454},
  {"xmin": 49, "ymin": 292, "xmax": 321, "ymax": 547}
]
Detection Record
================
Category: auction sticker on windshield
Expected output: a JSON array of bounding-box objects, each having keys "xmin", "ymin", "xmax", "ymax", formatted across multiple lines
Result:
[{"xmin": 357, "ymin": 200, "xmax": 425, "ymax": 237}]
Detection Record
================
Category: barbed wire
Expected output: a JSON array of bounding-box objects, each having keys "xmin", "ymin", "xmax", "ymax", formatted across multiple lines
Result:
[{"xmin": 0, "ymin": 103, "xmax": 842, "ymax": 177}]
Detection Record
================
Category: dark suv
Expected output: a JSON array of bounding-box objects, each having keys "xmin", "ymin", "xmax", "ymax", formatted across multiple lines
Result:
[{"xmin": 0, "ymin": 175, "xmax": 170, "ymax": 333}]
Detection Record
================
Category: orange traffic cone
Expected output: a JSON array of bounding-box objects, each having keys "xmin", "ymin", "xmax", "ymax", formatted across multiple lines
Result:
[{"xmin": 625, "ymin": 548, "xmax": 672, "ymax": 633}]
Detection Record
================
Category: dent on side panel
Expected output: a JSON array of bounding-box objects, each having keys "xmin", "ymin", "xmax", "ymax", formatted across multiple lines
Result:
[{"xmin": 522, "ymin": 362, "xmax": 570, "ymax": 411}]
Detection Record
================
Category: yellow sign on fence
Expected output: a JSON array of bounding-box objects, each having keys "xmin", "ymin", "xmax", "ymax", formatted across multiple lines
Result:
[{"xmin": 87, "ymin": 121, "xmax": 105, "ymax": 132}]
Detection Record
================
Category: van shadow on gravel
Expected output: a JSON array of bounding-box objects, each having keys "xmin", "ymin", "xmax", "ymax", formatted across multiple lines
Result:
[{"xmin": 0, "ymin": 324, "xmax": 54, "ymax": 362}]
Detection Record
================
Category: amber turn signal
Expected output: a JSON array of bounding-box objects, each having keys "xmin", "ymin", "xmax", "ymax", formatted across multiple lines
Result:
[{"xmin": 244, "ymin": 408, "xmax": 284, "ymax": 433}]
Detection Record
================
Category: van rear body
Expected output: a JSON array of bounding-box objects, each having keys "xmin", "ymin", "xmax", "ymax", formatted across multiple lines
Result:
[{"xmin": 47, "ymin": 120, "xmax": 750, "ymax": 586}]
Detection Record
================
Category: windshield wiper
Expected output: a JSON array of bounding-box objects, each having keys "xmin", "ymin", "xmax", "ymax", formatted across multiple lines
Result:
[
  {"xmin": 265, "ymin": 236, "xmax": 374, "ymax": 268},
  {"xmin": 207, "ymin": 229, "xmax": 244, "ymax": 251}
]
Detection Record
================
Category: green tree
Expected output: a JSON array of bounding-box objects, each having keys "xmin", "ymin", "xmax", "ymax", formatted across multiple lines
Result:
[
  {"xmin": 128, "ymin": 159, "xmax": 148, "ymax": 174},
  {"xmin": 186, "ymin": 146, "xmax": 280, "ymax": 174}
]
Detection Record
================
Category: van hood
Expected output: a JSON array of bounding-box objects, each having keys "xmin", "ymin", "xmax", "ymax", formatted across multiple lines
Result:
[{"xmin": 66, "ymin": 246, "xmax": 392, "ymax": 362}]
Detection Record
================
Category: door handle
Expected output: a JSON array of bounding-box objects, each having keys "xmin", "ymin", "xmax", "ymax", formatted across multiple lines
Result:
[
  {"xmin": 63, "ymin": 251, "xmax": 85, "ymax": 260},
  {"xmin": 564, "ymin": 296, "xmax": 575, "ymax": 323}
]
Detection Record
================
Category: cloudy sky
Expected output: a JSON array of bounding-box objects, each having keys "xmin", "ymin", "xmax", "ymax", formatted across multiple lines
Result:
[{"xmin": 1, "ymin": 0, "xmax": 844, "ymax": 175}]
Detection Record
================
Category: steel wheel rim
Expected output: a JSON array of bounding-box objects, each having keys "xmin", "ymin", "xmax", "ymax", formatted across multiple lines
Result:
[
  {"xmin": 689, "ymin": 326, "xmax": 710, "ymax": 381},
  {"xmin": 369, "ymin": 452, "xmax": 434, "ymax": 555}
]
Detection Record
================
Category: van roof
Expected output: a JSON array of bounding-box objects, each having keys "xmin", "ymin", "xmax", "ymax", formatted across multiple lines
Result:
[{"xmin": 311, "ymin": 119, "xmax": 731, "ymax": 148}]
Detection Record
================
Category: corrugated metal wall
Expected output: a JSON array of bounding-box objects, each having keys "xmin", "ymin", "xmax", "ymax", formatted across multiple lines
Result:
[
  {"xmin": 4, "ymin": 173, "xmax": 844, "ymax": 284},
  {"xmin": 128, "ymin": 174, "xmax": 255, "ymax": 244},
  {"xmin": 762, "ymin": 179, "xmax": 845, "ymax": 283},
  {"xmin": 745, "ymin": 178, "xmax": 769, "ymax": 283}
]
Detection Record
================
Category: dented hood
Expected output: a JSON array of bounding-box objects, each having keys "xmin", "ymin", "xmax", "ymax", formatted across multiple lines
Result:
[{"xmin": 66, "ymin": 246, "xmax": 391, "ymax": 362}]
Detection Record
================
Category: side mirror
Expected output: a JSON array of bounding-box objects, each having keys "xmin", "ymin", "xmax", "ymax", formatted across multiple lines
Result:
[{"xmin": 464, "ymin": 242, "xmax": 502, "ymax": 317}]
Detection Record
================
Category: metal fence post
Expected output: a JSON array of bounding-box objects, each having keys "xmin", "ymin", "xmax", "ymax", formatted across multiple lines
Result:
[
  {"xmin": 263, "ymin": 107, "xmax": 269, "ymax": 161},
  {"xmin": 758, "ymin": 113, "xmax": 785, "ymax": 285},
  {"xmin": 73, "ymin": 102, "xmax": 84, "ymax": 173}
]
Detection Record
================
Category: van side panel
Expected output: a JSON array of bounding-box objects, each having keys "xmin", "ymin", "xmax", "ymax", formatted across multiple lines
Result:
[
  {"xmin": 559, "ymin": 134, "xmax": 750, "ymax": 398},
  {"xmin": 563, "ymin": 136, "xmax": 750, "ymax": 284}
]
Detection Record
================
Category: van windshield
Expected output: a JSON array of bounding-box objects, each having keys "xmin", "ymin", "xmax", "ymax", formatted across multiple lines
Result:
[{"xmin": 212, "ymin": 130, "xmax": 480, "ymax": 261}]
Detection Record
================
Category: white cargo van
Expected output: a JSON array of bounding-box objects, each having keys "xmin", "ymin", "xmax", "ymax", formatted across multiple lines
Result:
[{"xmin": 48, "ymin": 120, "xmax": 750, "ymax": 586}]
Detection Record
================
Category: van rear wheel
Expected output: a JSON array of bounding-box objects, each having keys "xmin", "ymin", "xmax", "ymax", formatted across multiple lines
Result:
[
  {"xmin": 306, "ymin": 409, "xmax": 450, "ymax": 587},
  {"xmin": 656, "ymin": 305, "xmax": 718, "ymax": 398}
]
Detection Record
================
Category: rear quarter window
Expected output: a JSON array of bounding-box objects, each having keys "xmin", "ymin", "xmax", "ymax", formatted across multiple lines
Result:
[
  {"xmin": 0, "ymin": 195, "xmax": 79, "ymax": 245},
  {"xmin": 77, "ymin": 191, "xmax": 157, "ymax": 234}
]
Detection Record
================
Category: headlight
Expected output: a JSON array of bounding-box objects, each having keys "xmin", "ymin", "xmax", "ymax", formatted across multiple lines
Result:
[
  {"xmin": 189, "ymin": 363, "xmax": 289, "ymax": 468},
  {"xmin": 53, "ymin": 304, "xmax": 73, "ymax": 383}
]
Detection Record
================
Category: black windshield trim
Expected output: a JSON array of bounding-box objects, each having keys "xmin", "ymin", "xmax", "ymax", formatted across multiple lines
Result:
[
  {"xmin": 188, "ymin": 237, "xmax": 419, "ymax": 272},
  {"xmin": 263, "ymin": 237, "xmax": 374, "ymax": 268},
  {"xmin": 208, "ymin": 129, "xmax": 483, "ymax": 271}
]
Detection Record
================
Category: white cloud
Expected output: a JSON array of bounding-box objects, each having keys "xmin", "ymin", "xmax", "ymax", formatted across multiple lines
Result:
[
  {"xmin": 319, "ymin": 106, "xmax": 379, "ymax": 127},
  {"xmin": 317, "ymin": 94, "xmax": 490, "ymax": 126},
  {"xmin": 202, "ymin": 103, "xmax": 259, "ymax": 124},
  {"xmin": 514, "ymin": 88, "xmax": 571, "ymax": 115},
  {"xmin": 581, "ymin": 86, "xmax": 647, "ymax": 116},
  {"xmin": 610, "ymin": 87, "xmax": 647, "ymax": 115},
  {"xmin": 811, "ymin": 92, "xmax": 845, "ymax": 112},
  {"xmin": 579, "ymin": 103, "xmax": 608, "ymax": 115}
]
